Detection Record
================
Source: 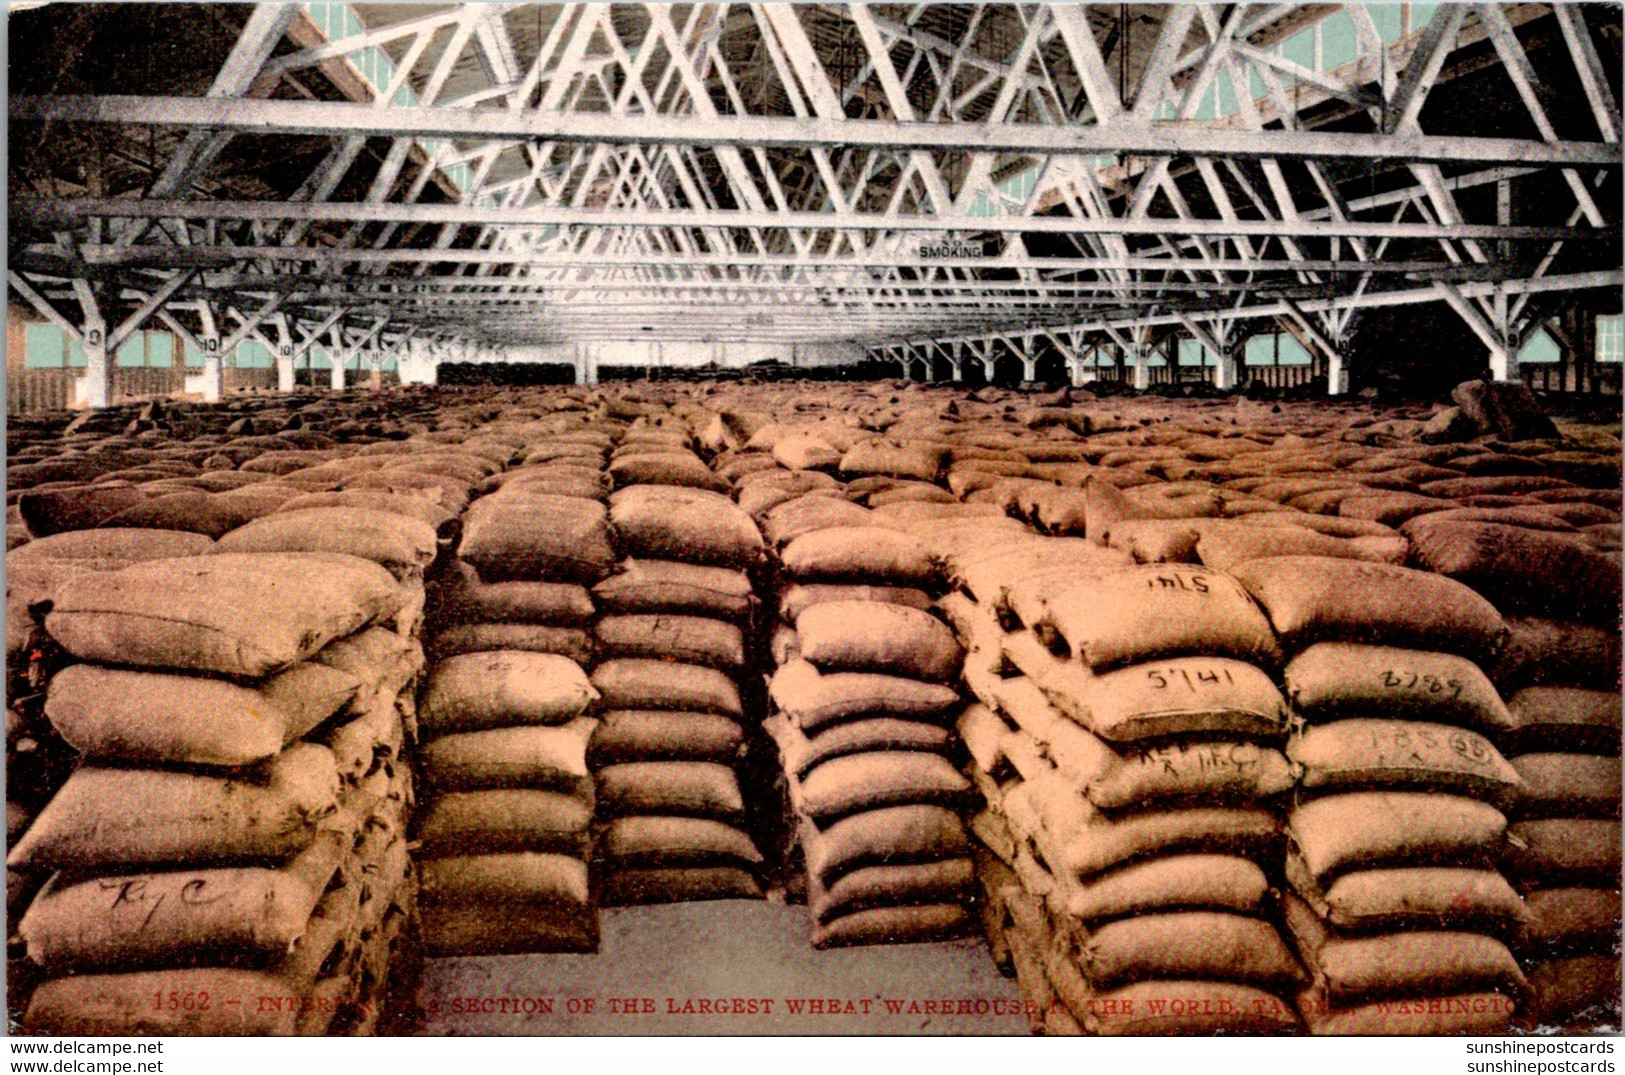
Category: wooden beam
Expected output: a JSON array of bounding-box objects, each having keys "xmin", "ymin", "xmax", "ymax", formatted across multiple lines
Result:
[
  {"xmin": 15, "ymin": 93, "xmax": 1621, "ymax": 168},
  {"xmin": 17, "ymin": 196, "xmax": 1601, "ymax": 244}
]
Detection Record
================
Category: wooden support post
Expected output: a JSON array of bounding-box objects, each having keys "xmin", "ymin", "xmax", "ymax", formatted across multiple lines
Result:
[
  {"xmin": 1212, "ymin": 344, "xmax": 1241, "ymax": 390},
  {"xmin": 275, "ymin": 321, "xmax": 296, "ymax": 392},
  {"xmin": 78, "ymin": 319, "xmax": 111, "ymax": 410}
]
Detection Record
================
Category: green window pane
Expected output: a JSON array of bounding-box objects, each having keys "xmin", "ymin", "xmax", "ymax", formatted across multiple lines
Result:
[
  {"xmin": 381, "ymin": 356, "xmax": 398, "ymax": 371},
  {"xmin": 147, "ymin": 333, "xmax": 173, "ymax": 367},
  {"xmin": 1597, "ymin": 315, "xmax": 1623, "ymax": 363},
  {"xmin": 1283, "ymin": 30, "xmax": 1315, "ymax": 72},
  {"xmin": 309, "ymin": 346, "xmax": 332, "ymax": 370},
  {"xmin": 1322, "ymin": 12, "xmax": 1358, "ymax": 69},
  {"xmin": 24, "ymin": 323, "xmax": 66, "ymax": 368},
  {"xmin": 184, "ymin": 340, "xmax": 204, "ymax": 368},
  {"xmin": 116, "ymin": 334, "xmax": 146, "ymax": 367},
  {"xmin": 67, "ymin": 338, "xmax": 87, "ymax": 368},
  {"xmin": 1245, "ymin": 335, "xmax": 1276, "ymax": 366},
  {"xmin": 1518, "ymin": 329, "xmax": 1560, "ymax": 364},
  {"xmin": 1370, "ymin": 5, "xmax": 1405, "ymax": 43},
  {"xmin": 237, "ymin": 340, "xmax": 272, "ymax": 368},
  {"xmin": 1278, "ymin": 334, "xmax": 1311, "ymax": 365}
]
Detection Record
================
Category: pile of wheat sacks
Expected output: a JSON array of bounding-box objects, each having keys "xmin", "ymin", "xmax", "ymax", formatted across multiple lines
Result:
[
  {"xmin": 414, "ymin": 418, "xmax": 608, "ymax": 956},
  {"xmin": 10, "ymin": 513, "xmax": 433, "ymax": 1033},
  {"xmin": 941, "ymin": 393, "xmax": 1621, "ymax": 1036},
  {"xmin": 746, "ymin": 429, "xmax": 986, "ymax": 948},
  {"xmin": 5, "ymin": 379, "xmax": 1620, "ymax": 1038},
  {"xmin": 591, "ymin": 414, "xmax": 768, "ymax": 906}
]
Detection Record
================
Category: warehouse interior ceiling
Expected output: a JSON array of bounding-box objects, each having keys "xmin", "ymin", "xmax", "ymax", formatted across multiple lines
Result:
[{"xmin": 6, "ymin": 2, "xmax": 1622, "ymax": 379}]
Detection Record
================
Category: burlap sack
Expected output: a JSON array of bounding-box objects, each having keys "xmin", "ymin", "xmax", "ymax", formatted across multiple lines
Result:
[
  {"xmin": 1283, "ymin": 853, "xmax": 1527, "ymax": 935},
  {"xmin": 592, "ymin": 658, "xmax": 743, "ymax": 718},
  {"xmin": 420, "ymin": 651, "xmax": 598, "ymax": 732},
  {"xmin": 418, "ymin": 852, "xmax": 590, "ymax": 907},
  {"xmin": 420, "ymin": 718, "xmax": 597, "ymax": 795},
  {"xmin": 1050, "ymin": 853, "xmax": 1269, "ymax": 923},
  {"xmin": 1075, "ymin": 911, "xmax": 1306, "ymax": 991},
  {"xmin": 807, "ymin": 857, "xmax": 974, "ymax": 924},
  {"xmin": 595, "ymin": 761, "xmax": 746, "ymax": 822},
  {"xmin": 428, "ymin": 622, "xmax": 595, "ymax": 665},
  {"xmin": 767, "ymin": 714, "xmax": 953, "ymax": 780},
  {"xmin": 594, "ymin": 613, "xmax": 746, "ymax": 670},
  {"xmin": 1289, "ymin": 719, "xmax": 1522, "ymax": 807},
  {"xmin": 810, "ymin": 903, "xmax": 970, "ymax": 949},
  {"xmin": 458, "ymin": 492, "xmax": 615, "ymax": 583},
  {"xmin": 212, "ymin": 507, "xmax": 438, "ymax": 579},
  {"xmin": 794, "ymin": 751, "xmax": 974, "ymax": 824},
  {"xmin": 1510, "ymin": 753, "xmax": 1622, "ymax": 819},
  {"xmin": 598, "ymin": 816, "xmax": 763, "ymax": 869},
  {"xmin": 769, "ymin": 659, "xmax": 960, "ymax": 732},
  {"xmin": 9, "ymin": 743, "xmax": 341, "ymax": 872},
  {"xmin": 592, "ymin": 559, "xmax": 754, "ymax": 621},
  {"xmin": 1288, "ymin": 791, "xmax": 1507, "ymax": 881},
  {"xmin": 1231, "ymin": 556, "xmax": 1505, "ymax": 663},
  {"xmin": 801, "ymin": 804, "xmax": 968, "ymax": 885},
  {"xmin": 1043, "ymin": 564, "xmax": 1281, "ymax": 671},
  {"xmin": 414, "ymin": 789, "xmax": 592, "ymax": 856},
  {"xmin": 45, "ymin": 661, "xmax": 357, "ymax": 767},
  {"xmin": 1283, "ymin": 643, "xmax": 1513, "ymax": 735},
  {"xmin": 432, "ymin": 560, "xmax": 595, "ymax": 626},
  {"xmin": 779, "ymin": 526, "xmax": 935, "ymax": 586},
  {"xmin": 608, "ymin": 485, "xmax": 763, "ymax": 568},
  {"xmin": 45, "ymin": 553, "xmax": 404, "ymax": 678},
  {"xmin": 600, "ymin": 866, "xmax": 762, "ymax": 906},
  {"xmin": 795, "ymin": 601, "xmax": 963, "ymax": 682},
  {"xmin": 1283, "ymin": 892, "xmax": 1527, "ymax": 1004},
  {"xmin": 589, "ymin": 710, "xmax": 744, "ymax": 766}
]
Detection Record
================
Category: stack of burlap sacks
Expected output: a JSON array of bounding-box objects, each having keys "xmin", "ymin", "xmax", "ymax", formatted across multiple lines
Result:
[
  {"xmin": 9, "ymin": 535, "xmax": 429, "ymax": 1034},
  {"xmin": 416, "ymin": 420, "xmax": 611, "ymax": 955},
  {"xmin": 1232, "ymin": 555, "xmax": 1531, "ymax": 1034},
  {"xmin": 1501, "ymin": 682, "xmax": 1622, "ymax": 1032},
  {"xmin": 1426, "ymin": 520, "xmax": 1625, "ymax": 1033},
  {"xmin": 2, "ymin": 420, "xmax": 477, "ymax": 1024},
  {"xmin": 953, "ymin": 450, "xmax": 1618, "ymax": 1036},
  {"xmin": 590, "ymin": 418, "xmax": 767, "ymax": 904},
  {"xmin": 1385, "ymin": 495, "xmax": 1621, "ymax": 1031},
  {"xmin": 745, "ymin": 429, "xmax": 983, "ymax": 948},
  {"xmin": 940, "ymin": 520, "xmax": 1308, "ymax": 1035}
]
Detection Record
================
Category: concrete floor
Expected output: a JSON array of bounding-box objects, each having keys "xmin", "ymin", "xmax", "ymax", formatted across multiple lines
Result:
[{"xmin": 416, "ymin": 900, "xmax": 1025, "ymax": 1035}]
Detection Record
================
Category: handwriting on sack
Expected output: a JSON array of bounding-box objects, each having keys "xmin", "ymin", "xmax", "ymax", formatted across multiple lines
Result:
[
  {"xmin": 1143, "ymin": 665, "xmax": 1237, "ymax": 691},
  {"xmin": 1144, "ymin": 572, "xmax": 1211, "ymax": 594},
  {"xmin": 1377, "ymin": 669, "xmax": 1466, "ymax": 699},
  {"xmin": 1360, "ymin": 723, "xmax": 1494, "ymax": 767},
  {"xmin": 102, "ymin": 877, "xmax": 228, "ymax": 935},
  {"xmin": 1130, "ymin": 740, "xmax": 1263, "ymax": 775}
]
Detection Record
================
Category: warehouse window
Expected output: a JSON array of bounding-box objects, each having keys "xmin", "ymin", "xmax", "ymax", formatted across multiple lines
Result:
[
  {"xmin": 23, "ymin": 323, "xmax": 67, "ymax": 368},
  {"xmin": 1178, "ymin": 339, "xmax": 1211, "ymax": 367},
  {"xmin": 1242, "ymin": 333, "xmax": 1313, "ymax": 366},
  {"xmin": 1597, "ymin": 315, "xmax": 1623, "ymax": 363},
  {"xmin": 1367, "ymin": 5, "xmax": 1404, "ymax": 44},
  {"xmin": 301, "ymin": 2, "xmax": 475, "ymax": 200},
  {"xmin": 1518, "ymin": 329, "xmax": 1560, "ymax": 365},
  {"xmin": 147, "ymin": 333, "xmax": 174, "ymax": 368},
  {"xmin": 237, "ymin": 340, "xmax": 273, "ymax": 369},
  {"xmin": 183, "ymin": 341, "xmax": 206, "ymax": 368},
  {"xmin": 116, "ymin": 334, "xmax": 142, "ymax": 367},
  {"xmin": 114, "ymin": 331, "xmax": 176, "ymax": 368}
]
